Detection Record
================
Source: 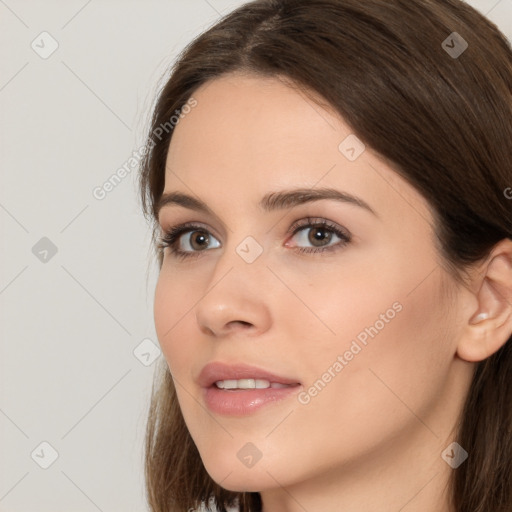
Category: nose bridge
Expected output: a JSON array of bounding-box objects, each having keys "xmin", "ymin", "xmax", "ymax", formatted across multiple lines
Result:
[
  {"xmin": 213, "ymin": 213, "xmax": 269, "ymax": 278},
  {"xmin": 194, "ymin": 230, "xmax": 272, "ymax": 337}
]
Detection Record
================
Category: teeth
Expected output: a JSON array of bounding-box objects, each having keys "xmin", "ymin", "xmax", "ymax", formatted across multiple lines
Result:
[{"xmin": 215, "ymin": 379, "xmax": 286, "ymax": 390}]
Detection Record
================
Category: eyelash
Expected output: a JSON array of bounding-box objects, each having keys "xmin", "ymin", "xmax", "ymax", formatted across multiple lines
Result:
[{"xmin": 157, "ymin": 217, "xmax": 352, "ymax": 261}]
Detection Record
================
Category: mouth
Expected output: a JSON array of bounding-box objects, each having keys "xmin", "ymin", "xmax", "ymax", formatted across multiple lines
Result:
[
  {"xmin": 199, "ymin": 361, "xmax": 301, "ymax": 388},
  {"xmin": 198, "ymin": 362, "xmax": 302, "ymax": 416}
]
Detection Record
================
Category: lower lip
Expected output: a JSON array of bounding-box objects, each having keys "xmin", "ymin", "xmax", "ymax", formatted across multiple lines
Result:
[{"xmin": 203, "ymin": 385, "xmax": 301, "ymax": 416}]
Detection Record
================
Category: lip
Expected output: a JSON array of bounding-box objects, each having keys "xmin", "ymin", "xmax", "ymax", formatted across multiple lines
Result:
[{"xmin": 198, "ymin": 362, "xmax": 302, "ymax": 416}]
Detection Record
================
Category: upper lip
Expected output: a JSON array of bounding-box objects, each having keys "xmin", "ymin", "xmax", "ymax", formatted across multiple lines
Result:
[{"xmin": 198, "ymin": 362, "xmax": 301, "ymax": 388}]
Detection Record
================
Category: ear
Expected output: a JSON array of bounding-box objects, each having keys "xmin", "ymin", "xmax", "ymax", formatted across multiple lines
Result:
[{"xmin": 457, "ymin": 238, "xmax": 512, "ymax": 362}]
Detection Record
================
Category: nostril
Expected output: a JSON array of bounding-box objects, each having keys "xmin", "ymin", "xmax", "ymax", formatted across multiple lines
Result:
[{"xmin": 229, "ymin": 320, "xmax": 252, "ymax": 328}]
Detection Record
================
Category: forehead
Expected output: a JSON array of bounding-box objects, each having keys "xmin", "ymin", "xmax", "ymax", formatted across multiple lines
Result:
[
  {"xmin": 169, "ymin": 72, "xmax": 345, "ymax": 150},
  {"xmin": 166, "ymin": 73, "xmax": 356, "ymax": 185},
  {"xmin": 163, "ymin": 72, "xmax": 433, "ymax": 226}
]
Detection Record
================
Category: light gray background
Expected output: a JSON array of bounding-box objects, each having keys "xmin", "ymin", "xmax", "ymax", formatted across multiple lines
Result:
[{"xmin": 1, "ymin": 0, "xmax": 510, "ymax": 510}]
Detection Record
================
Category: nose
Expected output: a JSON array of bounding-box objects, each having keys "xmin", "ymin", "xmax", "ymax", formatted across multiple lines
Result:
[{"xmin": 194, "ymin": 257, "xmax": 273, "ymax": 339}]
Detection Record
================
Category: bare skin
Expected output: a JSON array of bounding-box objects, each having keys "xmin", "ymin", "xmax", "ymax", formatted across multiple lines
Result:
[{"xmin": 153, "ymin": 72, "xmax": 512, "ymax": 512}]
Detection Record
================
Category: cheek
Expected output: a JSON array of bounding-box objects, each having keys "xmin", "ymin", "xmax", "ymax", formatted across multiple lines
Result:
[
  {"xmin": 290, "ymin": 235, "xmax": 448, "ymax": 371},
  {"xmin": 295, "ymin": 269, "xmax": 453, "ymax": 450},
  {"xmin": 287, "ymin": 249, "xmax": 453, "ymax": 426},
  {"xmin": 153, "ymin": 271, "xmax": 197, "ymax": 373}
]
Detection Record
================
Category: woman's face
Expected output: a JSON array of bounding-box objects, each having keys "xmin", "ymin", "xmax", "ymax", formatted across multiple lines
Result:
[{"xmin": 154, "ymin": 72, "xmax": 471, "ymax": 495}]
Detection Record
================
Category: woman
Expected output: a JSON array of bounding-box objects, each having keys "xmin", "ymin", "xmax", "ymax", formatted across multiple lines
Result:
[{"xmin": 138, "ymin": 0, "xmax": 512, "ymax": 510}]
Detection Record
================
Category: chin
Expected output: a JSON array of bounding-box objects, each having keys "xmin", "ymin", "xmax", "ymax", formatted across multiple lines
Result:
[{"xmin": 202, "ymin": 460, "xmax": 278, "ymax": 493}]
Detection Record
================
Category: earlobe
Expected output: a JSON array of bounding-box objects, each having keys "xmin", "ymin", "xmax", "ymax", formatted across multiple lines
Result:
[{"xmin": 457, "ymin": 239, "xmax": 512, "ymax": 363}]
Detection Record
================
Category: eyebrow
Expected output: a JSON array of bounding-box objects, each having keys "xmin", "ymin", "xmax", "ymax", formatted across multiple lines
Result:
[{"xmin": 156, "ymin": 187, "xmax": 378, "ymax": 219}]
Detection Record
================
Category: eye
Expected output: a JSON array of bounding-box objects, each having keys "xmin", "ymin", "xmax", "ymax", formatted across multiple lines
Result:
[
  {"xmin": 285, "ymin": 217, "xmax": 351, "ymax": 254},
  {"xmin": 157, "ymin": 222, "xmax": 220, "ymax": 260}
]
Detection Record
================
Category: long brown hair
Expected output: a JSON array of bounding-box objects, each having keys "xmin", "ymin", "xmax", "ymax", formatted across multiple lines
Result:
[{"xmin": 138, "ymin": 1, "xmax": 512, "ymax": 510}]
